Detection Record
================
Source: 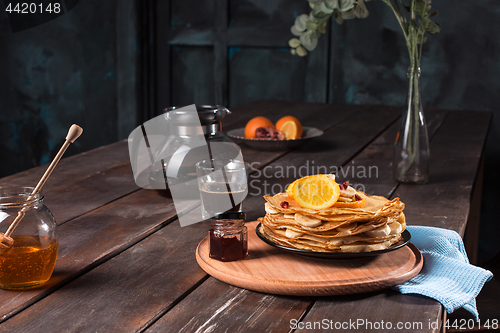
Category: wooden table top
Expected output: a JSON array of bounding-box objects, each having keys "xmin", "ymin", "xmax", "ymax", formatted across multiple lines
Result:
[{"xmin": 0, "ymin": 101, "xmax": 491, "ymax": 332}]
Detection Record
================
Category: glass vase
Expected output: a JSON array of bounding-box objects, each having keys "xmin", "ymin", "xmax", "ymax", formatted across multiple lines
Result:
[{"xmin": 393, "ymin": 67, "xmax": 430, "ymax": 184}]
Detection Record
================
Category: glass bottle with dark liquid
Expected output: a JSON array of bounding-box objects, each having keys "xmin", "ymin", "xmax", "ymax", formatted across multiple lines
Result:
[
  {"xmin": 194, "ymin": 137, "xmax": 249, "ymax": 262},
  {"xmin": 209, "ymin": 212, "xmax": 248, "ymax": 262}
]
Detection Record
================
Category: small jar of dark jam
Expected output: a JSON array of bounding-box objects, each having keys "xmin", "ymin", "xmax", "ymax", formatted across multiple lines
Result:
[{"xmin": 209, "ymin": 212, "xmax": 248, "ymax": 262}]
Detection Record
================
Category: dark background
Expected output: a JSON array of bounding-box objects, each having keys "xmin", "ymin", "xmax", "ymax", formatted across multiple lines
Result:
[{"xmin": 0, "ymin": 0, "xmax": 499, "ymax": 263}]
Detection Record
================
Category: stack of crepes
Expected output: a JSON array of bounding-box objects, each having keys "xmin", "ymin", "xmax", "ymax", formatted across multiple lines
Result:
[{"xmin": 258, "ymin": 181, "xmax": 406, "ymax": 253}]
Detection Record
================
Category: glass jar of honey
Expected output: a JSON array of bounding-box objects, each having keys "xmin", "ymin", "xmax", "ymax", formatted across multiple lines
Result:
[{"xmin": 0, "ymin": 187, "xmax": 58, "ymax": 290}]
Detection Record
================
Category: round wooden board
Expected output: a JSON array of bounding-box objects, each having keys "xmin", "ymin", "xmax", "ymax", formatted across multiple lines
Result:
[{"xmin": 196, "ymin": 221, "xmax": 423, "ymax": 296}]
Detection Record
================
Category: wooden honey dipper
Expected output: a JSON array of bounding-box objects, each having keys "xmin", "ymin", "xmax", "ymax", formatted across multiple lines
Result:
[{"xmin": 0, "ymin": 124, "xmax": 83, "ymax": 250}]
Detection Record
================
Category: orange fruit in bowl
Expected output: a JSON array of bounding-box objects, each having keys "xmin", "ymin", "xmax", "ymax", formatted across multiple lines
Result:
[
  {"xmin": 245, "ymin": 116, "xmax": 274, "ymax": 139},
  {"xmin": 292, "ymin": 174, "xmax": 340, "ymax": 210},
  {"xmin": 280, "ymin": 121, "xmax": 301, "ymax": 140},
  {"xmin": 275, "ymin": 116, "xmax": 303, "ymax": 139}
]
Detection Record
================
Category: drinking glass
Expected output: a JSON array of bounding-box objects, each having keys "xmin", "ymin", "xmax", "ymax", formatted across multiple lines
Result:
[{"xmin": 196, "ymin": 159, "xmax": 249, "ymax": 220}]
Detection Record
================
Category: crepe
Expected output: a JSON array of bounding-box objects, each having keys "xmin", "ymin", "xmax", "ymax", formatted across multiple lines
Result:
[{"xmin": 258, "ymin": 191, "xmax": 406, "ymax": 253}]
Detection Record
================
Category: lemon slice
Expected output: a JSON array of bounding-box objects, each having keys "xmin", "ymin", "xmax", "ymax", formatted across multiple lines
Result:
[
  {"xmin": 287, "ymin": 174, "xmax": 337, "ymax": 200},
  {"xmin": 292, "ymin": 174, "xmax": 340, "ymax": 210}
]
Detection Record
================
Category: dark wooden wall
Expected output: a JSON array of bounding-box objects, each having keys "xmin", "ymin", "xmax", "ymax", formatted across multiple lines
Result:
[
  {"xmin": 0, "ymin": 0, "xmax": 139, "ymax": 177},
  {"xmin": 153, "ymin": 0, "xmax": 328, "ymax": 113}
]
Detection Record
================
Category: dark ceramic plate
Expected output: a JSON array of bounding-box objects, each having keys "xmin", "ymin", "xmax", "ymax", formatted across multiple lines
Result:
[
  {"xmin": 255, "ymin": 223, "xmax": 411, "ymax": 259},
  {"xmin": 226, "ymin": 127, "xmax": 323, "ymax": 151}
]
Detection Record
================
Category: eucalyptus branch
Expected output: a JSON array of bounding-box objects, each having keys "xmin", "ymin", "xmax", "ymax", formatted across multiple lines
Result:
[
  {"xmin": 381, "ymin": 0, "xmax": 411, "ymax": 58},
  {"xmin": 289, "ymin": 0, "xmax": 440, "ymax": 62}
]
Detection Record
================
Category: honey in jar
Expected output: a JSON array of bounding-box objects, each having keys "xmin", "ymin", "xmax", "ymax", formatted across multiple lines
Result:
[
  {"xmin": 0, "ymin": 187, "xmax": 58, "ymax": 290},
  {"xmin": 0, "ymin": 235, "xmax": 58, "ymax": 289}
]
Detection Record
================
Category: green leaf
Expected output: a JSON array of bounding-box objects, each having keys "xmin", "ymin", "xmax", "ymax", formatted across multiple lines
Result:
[
  {"xmin": 414, "ymin": 0, "xmax": 427, "ymax": 14},
  {"xmin": 300, "ymin": 32, "xmax": 319, "ymax": 51},
  {"xmin": 428, "ymin": 11, "xmax": 439, "ymax": 17},
  {"xmin": 312, "ymin": 30, "xmax": 322, "ymax": 38},
  {"xmin": 289, "ymin": 38, "xmax": 301, "ymax": 48},
  {"xmin": 338, "ymin": 0, "xmax": 355, "ymax": 12},
  {"xmin": 419, "ymin": 17, "xmax": 441, "ymax": 35},
  {"xmin": 296, "ymin": 46, "xmax": 308, "ymax": 57},
  {"xmin": 416, "ymin": 34, "xmax": 427, "ymax": 44},
  {"xmin": 325, "ymin": 0, "xmax": 339, "ymax": 10},
  {"xmin": 319, "ymin": 2, "xmax": 334, "ymax": 14},
  {"xmin": 318, "ymin": 22, "xmax": 327, "ymax": 34},
  {"xmin": 341, "ymin": 9, "xmax": 357, "ymax": 20},
  {"xmin": 425, "ymin": 20, "xmax": 441, "ymax": 34},
  {"xmin": 354, "ymin": 0, "xmax": 369, "ymax": 19},
  {"xmin": 291, "ymin": 48, "xmax": 297, "ymax": 55},
  {"xmin": 291, "ymin": 25, "xmax": 306, "ymax": 36},
  {"xmin": 333, "ymin": 10, "xmax": 344, "ymax": 24},
  {"xmin": 308, "ymin": 12, "xmax": 320, "ymax": 22},
  {"xmin": 294, "ymin": 14, "xmax": 309, "ymax": 31},
  {"xmin": 312, "ymin": 4, "xmax": 328, "ymax": 17},
  {"xmin": 311, "ymin": 9, "xmax": 332, "ymax": 19},
  {"xmin": 306, "ymin": 21, "xmax": 318, "ymax": 30}
]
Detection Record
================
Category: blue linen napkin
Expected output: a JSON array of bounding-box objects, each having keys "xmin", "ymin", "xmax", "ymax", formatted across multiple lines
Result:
[{"xmin": 393, "ymin": 226, "xmax": 493, "ymax": 321}]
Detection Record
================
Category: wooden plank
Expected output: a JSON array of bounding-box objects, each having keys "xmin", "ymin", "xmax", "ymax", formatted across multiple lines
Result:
[
  {"xmin": 242, "ymin": 105, "xmax": 401, "ymax": 222},
  {"xmin": 0, "ymin": 189, "xmax": 192, "ymax": 323},
  {"xmin": 230, "ymin": 102, "xmax": 364, "ymax": 168},
  {"xmin": 0, "ymin": 140, "xmax": 130, "ymax": 187},
  {"xmin": 392, "ymin": 111, "xmax": 492, "ymax": 236},
  {"xmin": 230, "ymin": 105, "xmax": 447, "ymax": 203},
  {"xmin": 327, "ymin": 107, "xmax": 449, "ymax": 198},
  {"xmin": 296, "ymin": 292, "xmax": 443, "ymax": 333},
  {"xmin": 291, "ymin": 110, "xmax": 488, "ymax": 333},
  {"xmin": 224, "ymin": 102, "xmax": 368, "ymax": 181},
  {"xmin": 2, "ymin": 104, "xmax": 484, "ymax": 333},
  {"xmin": 137, "ymin": 106, "xmax": 402, "ymax": 332},
  {"xmin": 0, "ymin": 141, "xmax": 138, "ymax": 224},
  {"xmin": 57, "ymin": 102, "xmax": 362, "ymax": 222},
  {"xmin": 44, "ymin": 162, "xmax": 138, "ymax": 223},
  {"xmin": 284, "ymin": 109, "xmax": 460, "ymax": 333},
  {"xmin": 144, "ymin": 106, "xmax": 451, "ymax": 332},
  {"xmin": 0, "ymin": 218, "xmax": 211, "ymax": 332},
  {"xmin": 147, "ymin": 278, "xmax": 312, "ymax": 333},
  {"xmin": 0, "ymin": 103, "xmax": 389, "ymax": 331},
  {"xmin": 0, "ymin": 102, "xmax": 358, "ymax": 325}
]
